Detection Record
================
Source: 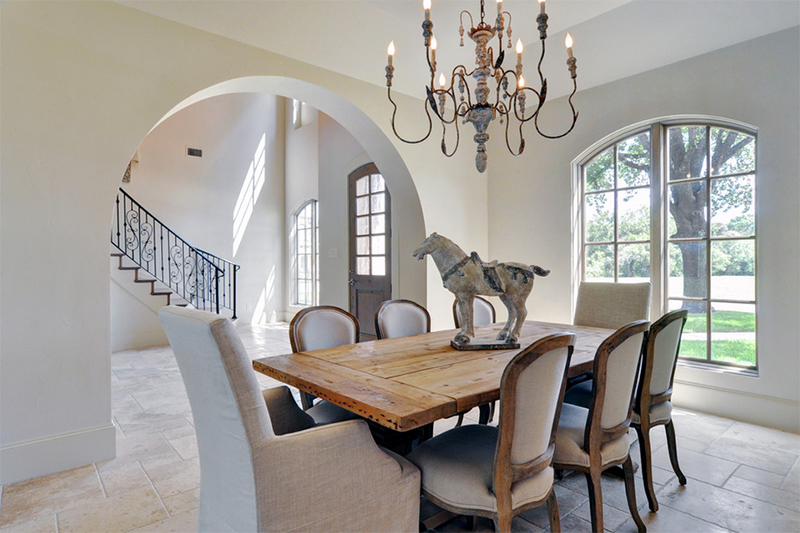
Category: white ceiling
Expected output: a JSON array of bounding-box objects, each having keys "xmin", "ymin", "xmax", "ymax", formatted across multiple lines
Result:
[{"xmin": 118, "ymin": 0, "xmax": 799, "ymax": 101}]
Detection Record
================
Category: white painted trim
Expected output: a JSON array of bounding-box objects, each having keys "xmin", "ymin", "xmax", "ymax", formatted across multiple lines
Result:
[
  {"xmin": 0, "ymin": 423, "xmax": 116, "ymax": 485},
  {"xmin": 673, "ymin": 379, "xmax": 799, "ymax": 433}
]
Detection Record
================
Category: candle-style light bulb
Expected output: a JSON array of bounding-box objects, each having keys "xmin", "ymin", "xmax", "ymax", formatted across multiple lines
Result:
[
  {"xmin": 388, "ymin": 41, "xmax": 395, "ymax": 65},
  {"xmin": 565, "ymin": 33, "xmax": 574, "ymax": 58},
  {"xmin": 516, "ymin": 39, "xmax": 523, "ymax": 55},
  {"xmin": 496, "ymin": 0, "xmax": 503, "ymax": 16},
  {"xmin": 518, "ymin": 75, "xmax": 525, "ymax": 88},
  {"xmin": 424, "ymin": 0, "xmax": 431, "ymax": 20},
  {"xmin": 538, "ymin": 0, "xmax": 546, "ymax": 15},
  {"xmin": 438, "ymin": 72, "xmax": 446, "ymax": 89},
  {"xmin": 431, "ymin": 36, "xmax": 437, "ymax": 51}
]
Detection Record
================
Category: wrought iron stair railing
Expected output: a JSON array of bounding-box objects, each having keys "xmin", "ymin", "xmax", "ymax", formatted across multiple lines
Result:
[{"xmin": 112, "ymin": 188, "xmax": 239, "ymax": 318}]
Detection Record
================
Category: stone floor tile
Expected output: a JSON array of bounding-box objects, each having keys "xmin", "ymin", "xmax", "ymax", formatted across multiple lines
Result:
[
  {"xmin": 555, "ymin": 513, "xmax": 592, "ymax": 533},
  {"xmin": 723, "ymin": 475, "xmax": 800, "ymax": 512},
  {"xmin": 652, "ymin": 445, "xmax": 737, "ymax": 486},
  {"xmin": 569, "ymin": 497, "xmax": 634, "ymax": 532},
  {"xmin": 703, "ymin": 434, "xmax": 798, "ymax": 476},
  {"xmin": 128, "ymin": 508, "xmax": 199, "ymax": 533},
  {"xmin": 0, "ymin": 514, "xmax": 57, "ymax": 533},
  {"xmin": 732, "ymin": 464, "xmax": 787, "ymax": 489},
  {"xmin": 56, "ymin": 485, "xmax": 167, "ymax": 533},
  {"xmin": 161, "ymin": 488, "xmax": 200, "ymax": 517},
  {"xmin": 166, "ymin": 434, "xmax": 198, "ymax": 461},
  {"xmin": 627, "ymin": 504, "xmax": 731, "ymax": 533},
  {"xmin": 146, "ymin": 459, "xmax": 201, "ymax": 499},
  {"xmin": 97, "ymin": 460, "xmax": 151, "ymax": 497},
  {"xmin": 780, "ymin": 457, "xmax": 800, "ymax": 494}
]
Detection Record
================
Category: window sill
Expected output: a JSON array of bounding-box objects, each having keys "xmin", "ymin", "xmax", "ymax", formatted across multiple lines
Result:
[{"xmin": 677, "ymin": 359, "xmax": 759, "ymax": 378}]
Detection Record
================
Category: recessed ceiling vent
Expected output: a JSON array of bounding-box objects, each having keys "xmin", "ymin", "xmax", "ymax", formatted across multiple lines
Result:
[{"xmin": 187, "ymin": 147, "xmax": 203, "ymax": 158}]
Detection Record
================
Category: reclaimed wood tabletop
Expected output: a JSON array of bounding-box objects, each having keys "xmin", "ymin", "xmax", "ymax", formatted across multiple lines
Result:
[{"xmin": 252, "ymin": 321, "xmax": 613, "ymax": 432}]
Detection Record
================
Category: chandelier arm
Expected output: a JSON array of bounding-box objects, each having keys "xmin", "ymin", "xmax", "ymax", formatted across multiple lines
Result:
[
  {"xmin": 509, "ymin": 87, "xmax": 544, "ymax": 123},
  {"xmin": 533, "ymin": 80, "xmax": 580, "ymax": 139},
  {"xmin": 388, "ymin": 87, "xmax": 434, "ymax": 144},
  {"xmin": 431, "ymin": 88, "xmax": 461, "ymax": 125},
  {"xmin": 440, "ymin": 114, "xmax": 461, "ymax": 157},
  {"xmin": 460, "ymin": 10, "xmax": 474, "ymax": 32},
  {"xmin": 537, "ymin": 39, "xmax": 547, "ymax": 88},
  {"xmin": 503, "ymin": 107, "xmax": 525, "ymax": 157}
]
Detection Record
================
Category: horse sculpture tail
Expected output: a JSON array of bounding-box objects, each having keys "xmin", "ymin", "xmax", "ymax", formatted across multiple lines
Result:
[{"xmin": 532, "ymin": 265, "xmax": 550, "ymax": 277}]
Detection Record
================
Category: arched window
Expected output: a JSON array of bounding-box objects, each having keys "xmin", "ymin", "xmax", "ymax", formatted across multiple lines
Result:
[
  {"xmin": 577, "ymin": 118, "xmax": 757, "ymax": 369},
  {"xmin": 294, "ymin": 200, "xmax": 319, "ymax": 306}
]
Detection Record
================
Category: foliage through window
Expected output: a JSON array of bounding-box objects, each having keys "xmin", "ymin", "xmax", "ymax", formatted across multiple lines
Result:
[
  {"xmin": 295, "ymin": 200, "xmax": 319, "ymax": 306},
  {"xmin": 580, "ymin": 120, "xmax": 756, "ymax": 368}
]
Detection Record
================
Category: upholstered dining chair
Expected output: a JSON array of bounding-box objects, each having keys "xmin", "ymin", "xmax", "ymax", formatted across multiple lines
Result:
[
  {"xmin": 289, "ymin": 305, "xmax": 361, "ymax": 425},
  {"xmin": 563, "ymin": 310, "xmax": 689, "ymax": 513},
  {"xmin": 574, "ymin": 281, "xmax": 651, "ymax": 329},
  {"xmin": 453, "ymin": 296, "xmax": 498, "ymax": 425},
  {"xmin": 407, "ymin": 334, "xmax": 576, "ymax": 533},
  {"xmin": 375, "ymin": 299, "xmax": 431, "ymax": 340},
  {"xmin": 158, "ymin": 306, "xmax": 420, "ymax": 532},
  {"xmin": 553, "ymin": 320, "xmax": 649, "ymax": 533},
  {"xmin": 453, "ymin": 296, "xmax": 497, "ymax": 329}
]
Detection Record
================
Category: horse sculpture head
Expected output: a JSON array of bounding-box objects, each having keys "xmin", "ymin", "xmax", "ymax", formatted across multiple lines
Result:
[{"xmin": 412, "ymin": 232, "xmax": 444, "ymax": 261}]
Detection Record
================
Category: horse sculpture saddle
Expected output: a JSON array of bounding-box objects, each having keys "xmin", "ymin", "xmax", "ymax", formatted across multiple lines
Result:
[{"xmin": 470, "ymin": 252, "xmax": 505, "ymax": 293}]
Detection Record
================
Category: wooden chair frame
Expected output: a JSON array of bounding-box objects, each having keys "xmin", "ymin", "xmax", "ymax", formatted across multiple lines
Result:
[
  {"xmin": 633, "ymin": 309, "xmax": 688, "ymax": 512},
  {"xmin": 421, "ymin": 334, "xmax": 575, "ymax": 533},
  {"xmin": 374, "ymin": 299, "xmax": 431, "ymax": 340},
  {"xmin": 289, "ymin": 305, "xmax": 360, "ymax": 410},
  {"xmin": 554, "ymin": 320, "xmax": 650, "ymax": 533},
  {"xmin": 452, "ymin": 296, "xmax": 497, "ymax": 425}
]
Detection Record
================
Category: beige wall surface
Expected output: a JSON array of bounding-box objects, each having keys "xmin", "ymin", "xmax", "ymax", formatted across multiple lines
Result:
[
  {"xmin": 486, "ymin": 27, "xmax": 800, "ymax": 432},
  {"xmin": 0, "ymin": 0, "xmax": 485, "ymax": 484}
]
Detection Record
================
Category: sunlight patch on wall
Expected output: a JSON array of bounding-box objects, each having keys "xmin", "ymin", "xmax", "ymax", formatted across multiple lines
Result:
[
  {"xmin": 252, "ymin": 264, "xmax": 278, "ymax": 325},
  {"xmin": 233, "ymin": 133, "xmax": 267, "ymax": 256}
]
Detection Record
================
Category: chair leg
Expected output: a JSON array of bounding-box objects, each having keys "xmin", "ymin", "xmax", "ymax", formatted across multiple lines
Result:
[
  {"xmin": 547, "ymin": 489, "xmax": 561, "ymax": 533},
  {"xmin": 622, "ymin": 455, "xmax": 647, "ymax": 533},
  {"xmin": 455, "ymin": 413, "xmax": 465, "ymax": 427},
  {"xmin": 478, "ymin": 404, "xmax": 491, "ymax": 425},
  {"xmin": 635, "ymin": 424, "xmax": 658, "ymax": 513},
  {"xmin": 494, "ymin": 511, "xmax": 512, "ymax": 533},
  {"xmin": 664, "ymin": 419, "xmax": 687, "ymax": 485},
  {"xmin": 584, "ymin": 470, "xmax": 604, "ymax": 533}
]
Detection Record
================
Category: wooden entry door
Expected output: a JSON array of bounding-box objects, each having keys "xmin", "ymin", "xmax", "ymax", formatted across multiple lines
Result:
[{"xmin": 349, "ymin": 163, "xmax": 391, "ymax": 340}]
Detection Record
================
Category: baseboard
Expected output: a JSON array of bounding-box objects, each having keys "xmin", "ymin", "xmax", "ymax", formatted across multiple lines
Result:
[
  {"xmin": 0, "ymin": 423, "xmax": 116, "ymax": 485},
  {"xmin": 673, "ymin": 379, "xmax": 800, "ymax": 433}
]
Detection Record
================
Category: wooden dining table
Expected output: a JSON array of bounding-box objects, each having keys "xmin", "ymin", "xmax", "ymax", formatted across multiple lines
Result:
[{"xmin": 252, "ymin": 320, "xmax": 613, "ymax": 433}]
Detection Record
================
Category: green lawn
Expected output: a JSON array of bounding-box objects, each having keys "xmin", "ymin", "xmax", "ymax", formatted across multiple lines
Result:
[
  {"xmin": 684, "ymin": 310, "xmax": 755, "ymax": 333},
  {"xmin": 681, "ymin": 310, "xmax": 756, "ymax": 367}
]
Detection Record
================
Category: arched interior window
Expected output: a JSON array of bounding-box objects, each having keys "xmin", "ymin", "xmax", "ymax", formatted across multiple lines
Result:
[
  {"xmin": 578, "ymin": 119, "xmax": 757, "ymax": 369},
  {"xmin": 294, "ymin": 199, "xmax": 319, "ymax": 306}
]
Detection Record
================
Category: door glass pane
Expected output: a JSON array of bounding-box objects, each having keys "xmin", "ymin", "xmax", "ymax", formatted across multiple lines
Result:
[
  {"xmin": 585, "ymin": 192, "xmax": 614, "ymax": 243},
  {"xmin": 670, "ymin": 300, "xmax": 707, "ymax": 360},
  {"xmin": 617, "ymin": 132, "xmax": 650, "ymax": 187},
  {"xmin": 357, "ymin": 236, "xmax": 370, "ymax": 255},
  {"xmin": 711, "ymin": 303, "xmax": 755, "ymax": 366},
  {"xmin": 357, "ymin": 256, "xmax": 370, "ymax": 275},
  {"xmin": 371, "ymin": 235, "xmax": 386, "ymax": 255},
  {"xmin": 618, "ymin": 188, "xmax": 650, "ymax": 241},
  {"xmin": 371, "ymin": 174, "xmax": 385, "ymax": 193},
  {"xmin": 668, "ymin": 182, "xmax": 708, "ymax": 238},
  {"xmin": 711, "ymin": 176, "xmax": 754, "ymax": 237},
  {"xmin": 585, "ymin": 147, "xmax": 614, "ymax": 192},
  {"xmin": 356, "ymin": 176, "xmax": 369, "ymax": 196},
  {"xmin": 711, "ymin": 240, "xmax": 755, "ymax": 301},
  {"xmin": 710, "ymin": 128, "xmax": 755, "ymax": 176},
  {"xmin": 668, "ymin": 241, "xmax": 707, "ymax": 299},
  {"xmin": 371, "ymin": 214, "xmax": 385, "ymax": 234},
  {"xmin": 618, "ymin": 243, "xmax": 650, "ymax": 281},
  {"xmin": 585, "ymin": 244, "xmax": 614, "ymax": 281},
  {"xmin": 356, "ymin": 216, "xmax": 370, "ymax": 235},
  {"xmin": 371, "ymin": 193, "xmax": 386, "ymax": 214},
  {"xmin": 668, "ymin": 125, "xmax": 707, "ymax": 180},
  {"xmin": 356, "ymin": 196, "xmax": 369, "ymax": 216},
  {"xmin": 372, "ymin": 256, "xmax": 386, "ymax": 276}
]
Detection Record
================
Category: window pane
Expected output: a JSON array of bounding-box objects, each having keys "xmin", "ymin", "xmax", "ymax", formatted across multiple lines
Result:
[
  {"xmin": 670, "ymin": 299, "xmax": 707, "ymax": 360},
  {"xmin": 356, "ymin": 216, "xmax": 369, "ymax": 235},
  {"xmin": 668, "ymin": 125, "xmax": 707, "ymax": 181},
  {"xmin": 371, "ymin": 214, "xmax": 385, "ymax": 234},
  {"xmin": 668, "ymin": 182, "xmax": 708, "ymax": 238},
  {"xmin": 585, "ymin": 244, "xmax": 614, "ymax": 280},
  {"xmin": 371, "ymin": 174, "xmax": 385, "ymax": 193},
  {"xmin": 357, "ymin": 256, "xmax": 370, "ymax": 275},
  {"xmin": 710, "ymin": 128, "xmax": 755, "ymax": 176},
  {"xmin": 585, "ymin": 147, "xmax": 614, "ymax": 192},
  {"xmin": 711, "ymin": 303, "xmax": 755, "ymax": 366},
  {"xmin": 371, "ymin": 235, "xmax": 386, "ymax": 255},
  {"xmin": 356, "ymin": 176, "xmax": 369, "ymax": 196},
  {"xmin": 585, "ymin": 192, "xmax": 614, "ymax": 243},
  {"xmin": 618, "ymin": 243, "xmax": 650, "ymax": 281},
  {"xmin": 711, "ymin": 176, "xmax": 754, "ymax": 237},
  {"xmin": 668, "ymin": 241, "xmax": 707, "ymax": 299},
  {"xmin": 371, "ymin": 193, "xmax": 386, "ymax": 214},
  {"xmin": 372, "ymin": 256, "xmax": 386, "ymax": 276},
  {"xmin": 711, "ymin": 240, "xmax": 755, "ymax": 301},
  {"xmin": 618, "ymin": 188, "xmax": 650, "ymax": 241},
  {"xmin": 617, "ymin": 132, "xmax": 651, "ymax": 187},
  {"xmin": 357, "ymin": 236, "xmax": 370, "ymax": 255},
  {"xmin": 356, "ymin": 196, "xmax": 369, "ymax": 216}
]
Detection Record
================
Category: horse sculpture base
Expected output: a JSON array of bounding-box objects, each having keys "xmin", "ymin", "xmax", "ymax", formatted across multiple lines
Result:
[{"xmin": 450, "ymin": 338, "xmax": 520, "ymax": 351}]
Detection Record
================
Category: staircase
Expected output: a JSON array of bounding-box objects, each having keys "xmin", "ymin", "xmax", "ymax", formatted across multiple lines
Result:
[{"xmin": 111, "ymin": 188, "xmax": 239, "ymax": 318}]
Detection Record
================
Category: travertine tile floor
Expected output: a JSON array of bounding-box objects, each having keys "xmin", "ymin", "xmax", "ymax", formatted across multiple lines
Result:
[{"xmin": 1, "ymin": 322, "xmax": 798, "ymax": 532}]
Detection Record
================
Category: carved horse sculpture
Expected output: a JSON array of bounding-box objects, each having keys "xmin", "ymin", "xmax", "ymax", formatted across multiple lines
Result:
[{"xmin": 413, "ymin": 233, "xmax": 549, "ymax": 345}]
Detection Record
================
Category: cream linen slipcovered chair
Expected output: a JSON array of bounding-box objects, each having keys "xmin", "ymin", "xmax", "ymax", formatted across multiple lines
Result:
[
  {"xmin": 159, "ymin": 306, "xmax": 420, "ymax": 532},
  {"xmin": 453, "ymin": 296, "xmax": 497, "ymax": 425},
  {"xmin": 553, "ymin": 320, "xmax": 649, "ymax": 533},
  {"xmin": 289, "ymin": 305, "xmax": 362, "ymax": 425},
  {"xmin": 375, "ymin": 299, "xmax": 431, "ymax": 340},
  {"xmin": 406, "ymin": 334, "xmax": 575, "ymax": 533},
  {"xmin": 574, "ymin": 281, "xmax": 651, "ymax": 329}
]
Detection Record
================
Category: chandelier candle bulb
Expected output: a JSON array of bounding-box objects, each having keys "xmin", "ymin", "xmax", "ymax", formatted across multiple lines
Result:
[
  {"xmin": 424, "ymin": 0, "xmax": 431, "ymax": 20},
  {"xmin": 430, "ymin": 36, "xmax": 437, "ymax": 72},
  {"xmin": 516, "ymin": 38, "xmax": 523, "ymax": 76},
  {"xmin": 387, "ymin": 41, "xmax": 394, "ymax": 66},
  {"xmin": 565, "ymin": 33, "xmax": 574, "ymax": 59},
  {"xmin": 539, "ymin": 0, "xmax": 546, "ymax": 15}
]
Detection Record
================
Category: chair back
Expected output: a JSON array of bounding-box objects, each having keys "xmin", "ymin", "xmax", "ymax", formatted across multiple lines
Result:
[
  {"xmin": 290, "ymin": 305, "xmax": 359, "ymax": 352},
  {"xmin": 586, "ymin": 320, "xmax": 649, "ymax": 446},
  {"xmin": 159, "ymin": 306, "xmax": 273, "ymax": 532},
  {"xmin": 494, "ymin": 334, "xmax": 574, "ymax": 491},
  {"xmin": 574, "ymin": 282, "xmax": 651, "ymax": 329},
  {"xmin": 375, "ymin": 299, "xmax": 431, "ymax": 339},
  {"xmin": 453, "ymin": 296, "xmax": 496, "ymax": 328},
  {"xmin": 638, "ymin": 310, "xmax": 687, "ymax": 404}
]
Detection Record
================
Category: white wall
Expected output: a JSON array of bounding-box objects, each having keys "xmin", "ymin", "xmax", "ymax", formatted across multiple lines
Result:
[
  {"xmin": 1, "ymin": 0, "xmax": 483, "ymax": 484},
  {"xmin": 487, "ymin": 27, "xmax": 800, "ymax": 432}
]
